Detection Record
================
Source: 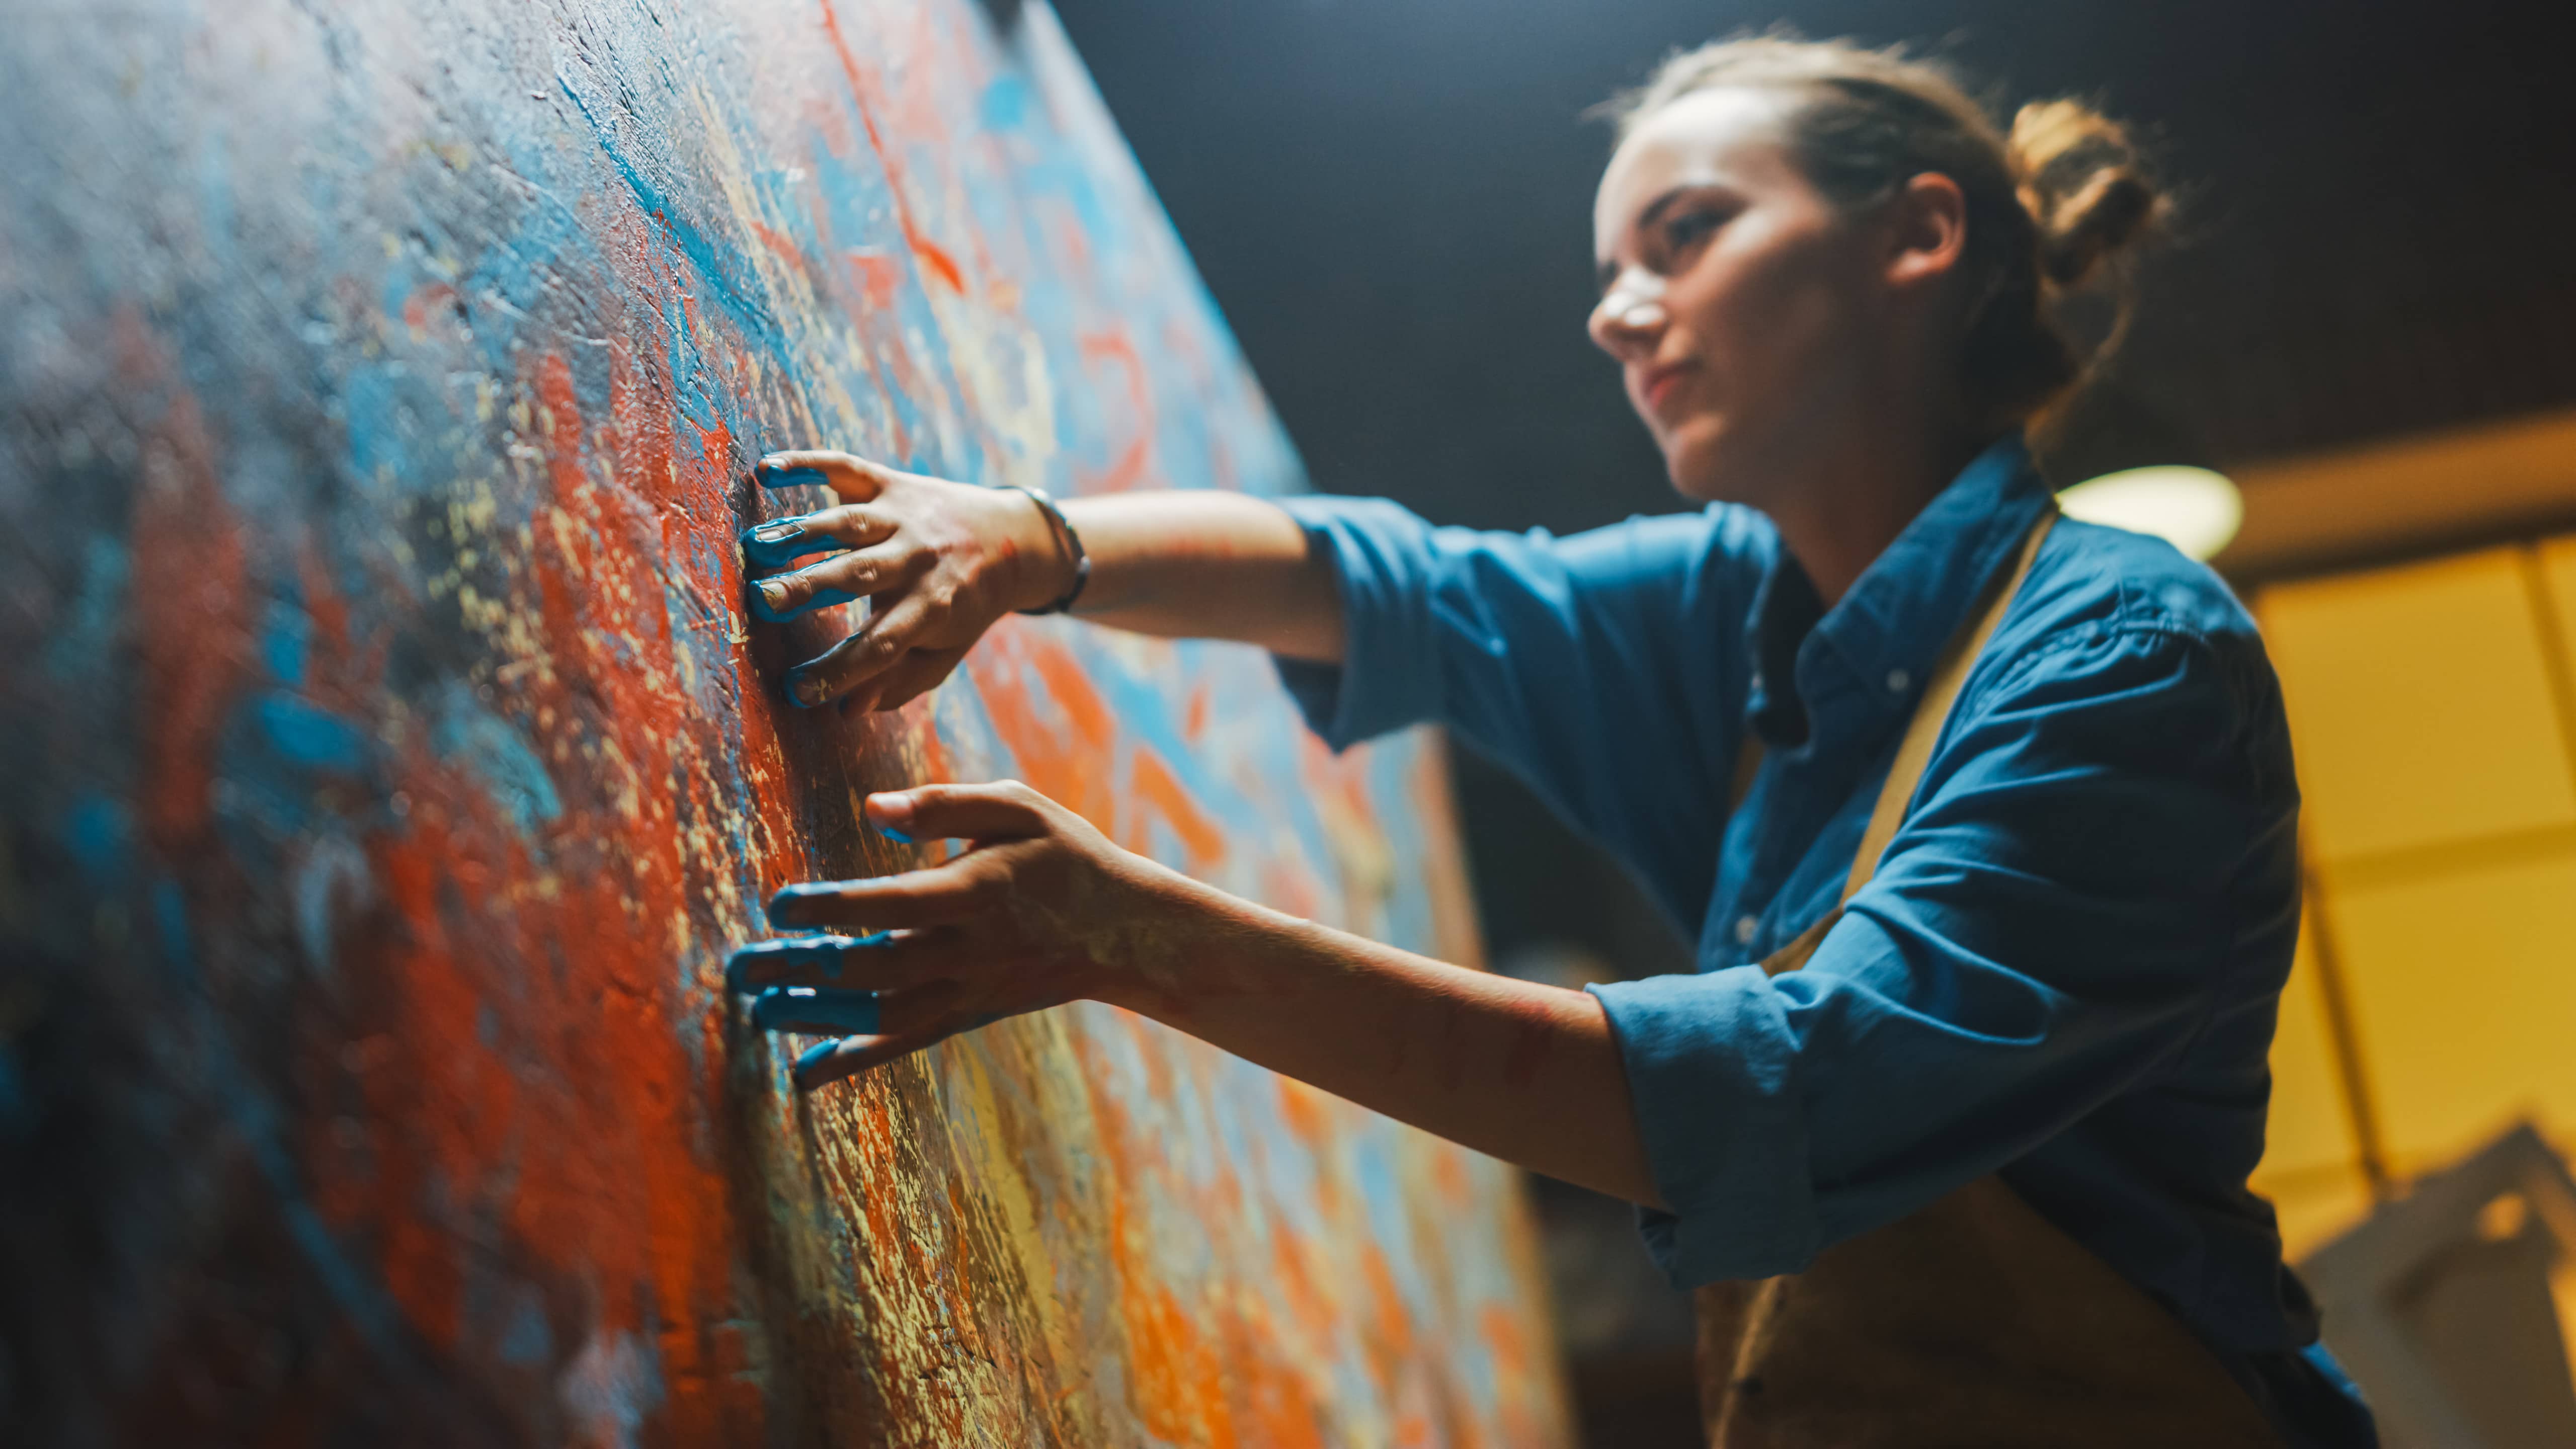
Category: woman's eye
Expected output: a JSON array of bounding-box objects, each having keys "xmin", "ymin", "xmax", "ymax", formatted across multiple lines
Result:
[{"xmin": 1664, "ymin": 210, "xmax": 1722, "ymax": 251}]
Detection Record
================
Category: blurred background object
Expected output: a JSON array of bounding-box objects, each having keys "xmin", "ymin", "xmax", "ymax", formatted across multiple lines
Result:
[
  {"xmin": 1056, "ymin": 0, "xmax": 2576, "ymax": 1439},
  {"xmin": 2056, "ymin": 465, "xmax": 2242, "ymax": 560},
  {"xmin": 2301, "ymin": 1124, "xmax": 2576, "ymax": 1449}
]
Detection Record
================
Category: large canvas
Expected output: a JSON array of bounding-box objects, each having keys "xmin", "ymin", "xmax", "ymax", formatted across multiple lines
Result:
[{"xmin": 0, "ymin": 1, "xmax": 1569, "ymax": 1442}]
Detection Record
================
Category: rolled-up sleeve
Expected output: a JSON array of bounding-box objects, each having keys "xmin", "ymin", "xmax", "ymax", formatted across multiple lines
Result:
[
  {"xmin": 1270, "ymin": 495, "xmax": 1764, "ymax": 920},
  {"xmin": 1590, "ymin": 622, "xmax": 2289, "ymax": 1287}
]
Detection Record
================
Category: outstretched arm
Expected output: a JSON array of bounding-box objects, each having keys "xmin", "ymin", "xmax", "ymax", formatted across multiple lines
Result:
[
  {"xmin": 727, "ymin": 780, "xmax": 1663, "ymax": 1207},
  {"xmin": 743, "ymin": 451, "xmax": 1341, "ymax": 710}
]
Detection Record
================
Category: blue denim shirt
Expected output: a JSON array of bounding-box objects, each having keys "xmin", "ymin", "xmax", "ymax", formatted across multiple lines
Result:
[{"xmin": 1272, "ymin": 438, "xmax": 2374, "ymax": 1445}]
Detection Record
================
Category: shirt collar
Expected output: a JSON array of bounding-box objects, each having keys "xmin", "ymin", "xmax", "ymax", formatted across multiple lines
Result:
[{"xmin": 1743, "ymin": 434, "xmax": 2052, "ymax": 753}]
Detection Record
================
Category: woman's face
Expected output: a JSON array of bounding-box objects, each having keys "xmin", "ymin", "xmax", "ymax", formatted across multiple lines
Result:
[{"xmin": 1590, "ymin": 87, "xmax": 1895, "ymax": 507}]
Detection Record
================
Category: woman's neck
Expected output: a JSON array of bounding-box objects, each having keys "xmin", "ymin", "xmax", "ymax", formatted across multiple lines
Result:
[{"xmin": 1767, "ymin": 421, "xmax": 1995, "ymax": 608}]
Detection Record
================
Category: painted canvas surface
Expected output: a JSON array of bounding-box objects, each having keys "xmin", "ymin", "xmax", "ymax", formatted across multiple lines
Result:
[{"xmin": 0, "ymin": 0, "xmax": 1570, "ymax": 1443}]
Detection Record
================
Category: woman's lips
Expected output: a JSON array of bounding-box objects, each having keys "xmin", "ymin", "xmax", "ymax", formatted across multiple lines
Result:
[{"xmin": 1639, "ymin": 361, "xmax": 1697, "ymax": 415}]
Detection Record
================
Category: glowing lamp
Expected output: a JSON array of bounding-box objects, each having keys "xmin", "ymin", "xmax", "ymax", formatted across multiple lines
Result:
[{"xmin": 2056, "ymin": 465, "xmax": 2243, "ymax": 561}]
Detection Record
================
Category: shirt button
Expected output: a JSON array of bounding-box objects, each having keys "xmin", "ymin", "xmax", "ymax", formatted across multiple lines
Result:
[
  {"xmin": 1734, "ymin": 914, "xmax": 1760, "ymax": 946},
  {"xmin": 1886, "ymin": 668, "xmax": 1911, "ymax": 694}
]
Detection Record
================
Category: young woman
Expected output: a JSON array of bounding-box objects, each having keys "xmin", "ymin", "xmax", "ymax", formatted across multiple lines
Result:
[{"xmin": 725, "ymin": 36, "xmax": 2376, "ymax": 1447}]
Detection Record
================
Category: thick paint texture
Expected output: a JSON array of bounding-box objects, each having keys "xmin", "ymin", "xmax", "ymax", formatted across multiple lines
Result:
[{"xmin": 0, "ymin": 1, "xmax": 1568, "ymax": 1443}]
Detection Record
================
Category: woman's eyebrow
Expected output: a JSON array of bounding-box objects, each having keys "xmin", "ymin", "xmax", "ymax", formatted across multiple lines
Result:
[{"xmin": 1633, "ymin": 186, "xmax": 1692, "ymax": 234}]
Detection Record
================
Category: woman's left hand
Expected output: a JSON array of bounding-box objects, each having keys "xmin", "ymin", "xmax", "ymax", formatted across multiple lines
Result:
[{"xmin": 725, "ymin": 780, "xmax": 1186, "ymax": 1088}]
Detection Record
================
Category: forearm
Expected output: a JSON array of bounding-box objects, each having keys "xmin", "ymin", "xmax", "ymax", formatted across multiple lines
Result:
[
  {"xmin": 1120, "ymin": 869, "xmax": 1664, "ymax": 1206},
  {"xmin": 1051, "ymin": 492, "xmax": 1344, "ymax": 662}
]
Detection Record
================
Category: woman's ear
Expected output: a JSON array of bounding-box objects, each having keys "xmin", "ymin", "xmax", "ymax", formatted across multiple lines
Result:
[{"xmin": 1884, "ymin": 171, "xmax": 1971, "ymax": 291}]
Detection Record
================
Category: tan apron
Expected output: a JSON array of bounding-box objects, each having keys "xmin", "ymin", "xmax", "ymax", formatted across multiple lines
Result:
[{"xmin": 1695, "ymin": 512, "xmax": 2286, "ymax": 1448}]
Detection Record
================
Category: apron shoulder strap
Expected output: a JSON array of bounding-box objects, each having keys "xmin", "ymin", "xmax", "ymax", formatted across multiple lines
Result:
[
  {"xmin": 1757, "ymin": 508, "xmax": 2055, "ymax": 977},
  {"xmin": 1842, "ymin": 508, "xmax": 2056, "ymax": 901}
]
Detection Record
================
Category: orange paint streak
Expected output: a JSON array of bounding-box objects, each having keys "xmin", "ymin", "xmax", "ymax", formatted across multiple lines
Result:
[
  {"xmin": 1077, "ymin": 330, "xmax": 1154, "ymax": 493},
  {"xmin": 821, "ymin": 0, "xmax": 969, "ymax": 301},
  {"xmin": 1109, "ymin": 1192, "xmax": 1239, "ymax": 1448},
  {"xmin": 909, "ymin": 232, "xmax": 965, "ymax": 294},
  {"xmin": 1433, "ymin": 1148, "xmax": 1473, "ymax": 1208},
  {"xmin": 340, "ymin": 345, "xmax": 760, "ymax": 1438},
  {"xmin": 750, "ymin": 219, "xmax": 805, "ymax": 268},
  {"xmin": 844, "ymin": 249, "xmax": 905, "ymax": 312},
  {"xmin": 962, "ymin": 622, "xmax": 1117, "ymax": 830},
  {"xmin": 1276, "ymin": 1077, "xmax": 1333, "ymax": 1153},
  {"xmin": 1361, "ymin": 1245, "xmax": 1420, "ymax": 1379},
  {"xmin": 119, "ymin": 313, "xmax": 251, "ymax": 863},
  {"xmin": 400, "ymin": 281, "xmax": 459, "ymax": 335},
  {"xmin": 1124, "ymin": 746, "xmax": 1227, "ymax": 872}
]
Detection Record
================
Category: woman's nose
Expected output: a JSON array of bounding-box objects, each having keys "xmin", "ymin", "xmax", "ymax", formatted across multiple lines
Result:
[{"xmin": 1589, "ymin": 281, "xmax": 1668, "ymax": 357}]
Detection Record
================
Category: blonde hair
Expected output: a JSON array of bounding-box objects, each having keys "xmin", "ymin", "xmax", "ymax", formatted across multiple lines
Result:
[{"xmin": 1603, "ymin": 34, "xmax": 2165, "ymax": 432}]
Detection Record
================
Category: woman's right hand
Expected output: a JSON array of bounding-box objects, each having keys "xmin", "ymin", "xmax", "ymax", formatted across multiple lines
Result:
[{"xmin": 742, "ymin": 451, "xmax": 1077, "ymax": 712}]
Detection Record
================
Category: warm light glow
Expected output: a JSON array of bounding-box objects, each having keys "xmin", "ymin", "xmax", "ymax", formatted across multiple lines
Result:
[{"xmin": 2057, "ymin": 465, "xmax": 2244, "ymax": 560}]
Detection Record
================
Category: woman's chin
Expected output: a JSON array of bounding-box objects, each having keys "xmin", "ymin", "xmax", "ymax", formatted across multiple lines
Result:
[{"xmin": 1659, "ymin": 428, "xmax": 1745, "ymax": 507}]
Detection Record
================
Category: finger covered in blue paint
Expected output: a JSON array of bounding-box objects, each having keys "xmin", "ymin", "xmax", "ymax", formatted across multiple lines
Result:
[
  {"xmin": 753, "ymin": 457, "xmax": 831, "ymax": 490},
  {"xmin": 789, "ymin": 1013, "xmax": 1013, "ymax": 1090},
  {"xmin": 739, "ymin": 513, "xmax": 839, "ymax": 570},
  {"xmin": 723, "ymin": 931, "xmax": 892, "ymax": 991},
  {"xmin": 747, "ymin": 560, "xmax": 860, "ymax": 622},
  {"xmin": 750, "ymin": 985, "xmax": 881, "ymax": 1034}
]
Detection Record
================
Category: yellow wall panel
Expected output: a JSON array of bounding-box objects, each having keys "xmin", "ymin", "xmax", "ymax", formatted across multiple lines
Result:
[
  {"xmin": 2257, "ymin": 923, "xmax": 2361, "ymax": 1178},
  {"xmin": 2321, "ymin": 853, "xmax": 2576, "ymax": 1169},
  {"xmin": 2259, "ymin": 549, "xmax": 2575, "ymax": 864},
  {"xmin": 2542, "ymin": 535, "xmax": 2576, "ymax": 678},
  {"xmin": 2251, "ymin": 923, "xmax": 2372, "ymax": 1256}
]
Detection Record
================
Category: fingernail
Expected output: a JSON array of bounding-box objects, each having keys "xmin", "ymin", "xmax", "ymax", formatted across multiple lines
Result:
[
  {"xmin": 758, "ymin": 579, "xmax": 789, "ymax": 609},
  {"xmin": 751, "ymin": 519, "xmax": 803, "ymax": 544},
  {"xmin": 764, "ymin": 882, "xmax": 833, "ymax": 921},
  {"xmin": 785, "ymin": 671, "xmax": 828, "ymax": 708},
  {"xmin": 793, "ymin": 1037, "xmax": 851, "ymax": 1084},
  {"xmin": 753, "ymin": 986, "xmax": 882, "ymax": 1035}
]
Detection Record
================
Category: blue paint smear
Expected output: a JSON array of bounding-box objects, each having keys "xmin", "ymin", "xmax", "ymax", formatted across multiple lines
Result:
[
  {"xmin": 980, "ymin": 74, "xmax": 1032, "ymax": 132},
  {"xmin": 433, "ymin": 686, "xmax": 562, "ymax": 834},
  {"xmin": 256, "ymin": 694, "xmax": 370, "ymax": 773},
  {"xmin": 63, "ymin": 793, "xmax": 133, "ymax": 882},
  {"xmin": 42, "ymin": 535, "xmax": 130, "ymax": 681},
  {"xmin": 554, "ymin": 70, "xmax": 780, "ymax": 349},
  {"xmin": 152, "ymin": 875, "xmax": 195, "ymax": 983},
  {"xmin": 264, "ymin": 599, "xmax": 311, "ymax": 686},
  {"xmin": 498, "ymin": 1292, "xmax": 553, "ymax": 1366}
]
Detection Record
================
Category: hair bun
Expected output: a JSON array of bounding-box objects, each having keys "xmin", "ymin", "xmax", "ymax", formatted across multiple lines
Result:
[{"xmin": 2008, "ymin": 99, "xmax": 2162, "ymax": 287}]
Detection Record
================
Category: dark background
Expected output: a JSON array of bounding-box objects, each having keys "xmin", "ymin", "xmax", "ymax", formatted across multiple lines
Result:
[{"xmin": 1049, "ymin": 1, "xmax": 2576, "ymax": 1436}]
